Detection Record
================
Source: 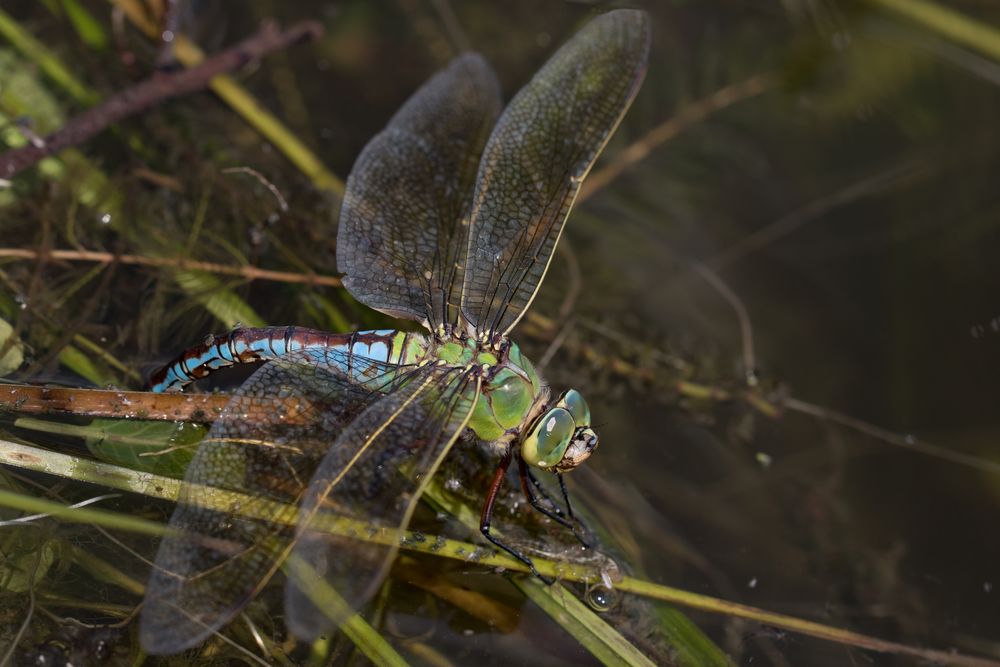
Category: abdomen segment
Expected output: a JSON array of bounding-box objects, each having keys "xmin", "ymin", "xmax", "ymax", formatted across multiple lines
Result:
[{"xmin": 148, "ymin": 327, "xmax": 414, "ymax": 392}]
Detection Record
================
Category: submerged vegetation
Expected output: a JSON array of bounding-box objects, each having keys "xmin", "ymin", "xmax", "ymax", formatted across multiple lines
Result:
[{"xmin": 1, "ymin": 1, "xmax": 1000, "ymax": 665}]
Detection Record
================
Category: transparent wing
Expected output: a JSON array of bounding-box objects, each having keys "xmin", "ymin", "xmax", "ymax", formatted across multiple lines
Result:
[
  {"xmin": 139, "ymin": 349, "xmax": 414, "ymax": 655},
  {"xmin": 337, "ymin": 53, "xmax": 502, "ymax": 330},
  {"xmin": 284, "ymin": 366, "xmax": 480, "ymax": 641},
  {"xmin": 461, "ymin": 9, "xmax": 651, "ymax": 337}
]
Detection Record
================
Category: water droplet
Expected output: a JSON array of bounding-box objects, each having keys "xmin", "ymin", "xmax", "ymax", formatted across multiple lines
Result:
[
  {"xmin": 585, "ymin": 584, "xmax": 616, "ymax": 612},
  {"xmin": 99, "ymin": 213, "xmax": 112, "ymax": 224}
]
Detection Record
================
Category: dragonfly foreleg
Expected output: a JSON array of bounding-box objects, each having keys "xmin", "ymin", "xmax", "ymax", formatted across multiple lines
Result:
[
  {"xmin": 479, "ymin": 451, "xmax": 553, "ymax": 585},
  {"xmin": 518, "ymin": 458, "xmax": 592, "ymax": 549}
]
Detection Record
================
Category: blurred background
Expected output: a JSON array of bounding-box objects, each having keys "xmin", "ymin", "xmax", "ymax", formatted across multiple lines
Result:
[{"xmin": 1, "ymin": 0, "xmax": 1000, "ymax": 664}]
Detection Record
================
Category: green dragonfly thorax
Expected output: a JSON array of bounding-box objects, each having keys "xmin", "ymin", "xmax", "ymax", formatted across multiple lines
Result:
[{"xmin": 426, "ymin": 333, "xmax": 598, "ymax": 473}]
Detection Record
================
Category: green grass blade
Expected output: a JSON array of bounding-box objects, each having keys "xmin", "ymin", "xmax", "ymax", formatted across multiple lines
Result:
[
  {"xmin": 0, "ymin": 6, "xmax": 99, "ymax": 105},
  {"xmin": 0, "ymin": 487, "xmax": 166, "ymax": 536},
  {"xmin": 866, "ymin": 0, "xmax": 1000, "ymax": 62},
  {"xmin": 514, "ymin": 578, "xmax": 657, "ymax": 667},
  {"xmin": 58, "ymin": 343, "xmax": 117, "ymax": 386},
  {"xmin": 174, "ymin": 270, "xmax": 265, "ymax": 328},
  {"xmin": 286, "ymin": 555, "xmax": 409, "ymax": 667}
]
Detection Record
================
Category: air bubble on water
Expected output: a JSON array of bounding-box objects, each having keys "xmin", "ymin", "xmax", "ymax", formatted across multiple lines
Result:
[
  {"xmin": 748, "ymin": 577, "xmax": 758, "ymax": 589},
  {"xmin": 99, "ymin": 213, "xmax": 112, "ymax": 225},
  {"xmin": 585, "ymin": 584, "xmax": 616, "ymax": 612},
  {"xmin": 445, "ymin": 478, "xmax": 461, "ymax": 491}
]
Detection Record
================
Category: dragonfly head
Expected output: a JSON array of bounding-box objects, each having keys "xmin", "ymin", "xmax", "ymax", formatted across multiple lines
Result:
[{"xmin": 521, "ymin": 389, "xmax": 598, "ymax": 473}]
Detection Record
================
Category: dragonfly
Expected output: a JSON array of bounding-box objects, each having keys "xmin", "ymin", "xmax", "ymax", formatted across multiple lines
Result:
[{"xmin": 140, "ymin": 9, "xmax": 650, "ymax": 655}]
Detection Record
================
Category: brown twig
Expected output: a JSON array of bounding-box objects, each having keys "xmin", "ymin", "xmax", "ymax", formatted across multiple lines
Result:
[
  {"xmin": 0, "ymin": 248, "xmax": 342, "ymax": 287},
  {"xmin": 0, "ymin": 384, "xmax": 229, "ymax": 422},
  {"xmin": 0, "ymin": 20, "xmax": 323, "ymax": 179}
]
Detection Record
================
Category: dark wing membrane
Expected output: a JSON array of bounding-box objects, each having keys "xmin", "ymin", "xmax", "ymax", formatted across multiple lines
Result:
[
  {"xmin": 461, "ymin": 10, "xmax": 651, "ymax": 337},
  {"xmin": 337, "ymin": 54, "xmax": 502, "ymax": 330},
  {"xmin": 284, "ymin": 366, "xmax": 480, "ymax": 641},
  {"xmin": 139, "ymin": 349, "xmax": 413, "ymax": 655}
]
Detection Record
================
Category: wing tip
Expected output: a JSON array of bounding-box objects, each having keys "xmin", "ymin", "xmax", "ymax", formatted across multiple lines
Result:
[{"xmin": 139, "ymin": 605, "xmax": 215, "ymax": 656}]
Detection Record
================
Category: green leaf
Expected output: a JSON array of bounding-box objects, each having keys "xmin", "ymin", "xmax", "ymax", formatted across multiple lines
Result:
[
  {"xmin": 0, "ymin": 317, "xmax": 24, "ymax": 376},
  {"xmin": 14, "ymin": 416, "xmax": 201, "ymax": 477},
  {"xmin": 84, "ymin": 418, "xmax": 202, "ymax": 476},
  {"xmin": 0, "ymin": 471, "xmax": 59, "ymax": 593},
  {"xmin": 0, "ymin": 527, "xmax": 59, "ymax": 593}
]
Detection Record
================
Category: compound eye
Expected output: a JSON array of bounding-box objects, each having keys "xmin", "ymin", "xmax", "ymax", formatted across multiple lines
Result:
[
  {"xmin": 557, "ymin": 389, "xmax": 591, "ymax": 426},
  {"xmin": 521, "ymin": 407, "xmax": 574, "ymax": 470}
]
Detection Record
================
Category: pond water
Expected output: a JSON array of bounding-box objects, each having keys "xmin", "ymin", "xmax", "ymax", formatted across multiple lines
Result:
[{"xmin": 1, "ymin": 1, "xmax": 999, "ymax": 665}]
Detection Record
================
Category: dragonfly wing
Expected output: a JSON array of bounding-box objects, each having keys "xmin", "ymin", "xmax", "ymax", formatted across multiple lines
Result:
[
  {"xmin": 461, "ymin": 9, "xmax": 650, "ymax": 337},
  {"xmin": 139, "ymin": 349, "xmax": 410, "ymax": 655},
  {"xmin": 337, "ymin": 54, "xmax": 501, "ymax": 330},
  {"xmin": 284, "ymin": 366, "xmax": 481, "ymax": 641}
]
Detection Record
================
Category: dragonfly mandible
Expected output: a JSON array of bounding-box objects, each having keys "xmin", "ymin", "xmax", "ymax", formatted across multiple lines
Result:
[{"xmin": 140, "ymin": 9, "xmax": 650, "ymax": 655}]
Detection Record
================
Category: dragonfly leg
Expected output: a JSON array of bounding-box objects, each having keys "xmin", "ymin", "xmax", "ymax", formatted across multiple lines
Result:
[
  {"xmin": 480, "ymin": 451, "xmax": 553, "ymax": 585},
  {"xmin": 518, "ymin": 459, "xmax": 592, "ymax": 549},
  {"xmin": 518, "ymin": 458, "xmax": 570, "ymax": 522}
]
